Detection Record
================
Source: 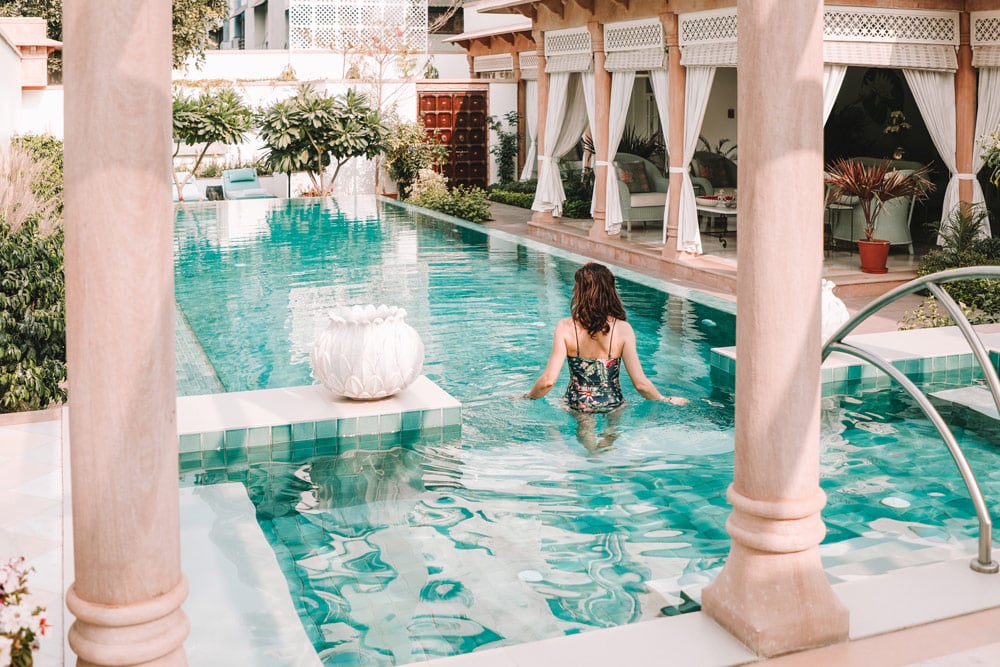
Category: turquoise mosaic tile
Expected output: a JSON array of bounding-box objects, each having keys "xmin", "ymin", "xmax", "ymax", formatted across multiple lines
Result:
[
  {"xmin": 315, "ymin": 437, "xmax": 338, "ymax": 457},
  {"xmin": 201, "ymin": 431, "xmax": 224, "ymax": 451},
  {"xmin": 247, "ymin": 426, "xmax": 270, "ymax": 447},
  {"xmin": 291, "ymin": 421, "xmax": 315, "ymax": 442},
  {"xmin": 179, "ymin": 434, "xmax": 201, "ymax": 454},
  {"xmin": 225, "ymin": 428, "xmax": 247, "ymax": 449},
  {"xmin": 271, "ymin": 441, "xmax": 293, "ymax": 462},
  {"xmin": 271, "ymin": 424, "xmax": 292, "ymax": 444},
  {"xmin": 358, "ymin": 434, "xmax": 380, "ymax": 451},
  {"xmin": 292, "ymin": 441, "xmax": 315, "ymax": 460},
  {"xmin": 174, "ymin": 304, "xmax": 226, "ymax": 397},
  {"xmin": 316, "ymin": 419, "xmax": 338, "ymax": 439},
  {"xmin": 179, "ymin": 451, "xmax": 202, "ymax": 472},
  {"xmin": 401, "ymin": 411, "xmax": 421, "ymax": 432},
  {"xmin": 247, "ymin": 446, "xmax": 270, "ymax": 464},
  {"xmin": 442, "ymin": 407, "xmax": 461, "ymax": 427},
  {"xmin": 338, "ymin": 418, "xmax": 358, "ymax": 437},
  {"xmin": 422, "ymin": 409, "xmax": 444, "ymax": 429},
  {"xmin": 226, "ymin": 448, "xmax": 248, "ymax": 465},
  {"xmin": 202, "ymin": 448, "xmax": 226, "ymax": 467},
  {"xmin": 379, "ymin": 412, "xmax": 402, "ymax": 433},
  {"xmin": 357, "ymin": 415, "xmax": 380, "ymax": 435}
]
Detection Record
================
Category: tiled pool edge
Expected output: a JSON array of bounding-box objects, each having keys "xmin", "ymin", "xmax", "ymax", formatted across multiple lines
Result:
[
  {"xmin": 709, "ymin": 327, "xmax": 1000, "ymax": 397},
  {"xmin": 175, "ymin": 378, "xmax": 461, "ymax": 472}
]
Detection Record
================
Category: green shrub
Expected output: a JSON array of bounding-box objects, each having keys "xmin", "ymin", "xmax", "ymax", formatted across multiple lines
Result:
[
  {"xmin": 488, "ymin": 111, "xmax": 520, "ymax": 185},
  {"xmin": 489, "ymin": 179, "xmax": 537, "ymax": 194},
  {"xmin": 407, "ymin": 170, "xmax": 492, "ymax": 223},
  {"xmin": 488, "ymin": 190, "xmax": 534, "ymax": 208}
]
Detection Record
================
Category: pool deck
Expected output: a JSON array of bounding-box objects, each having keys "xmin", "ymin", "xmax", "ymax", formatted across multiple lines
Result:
[{"xmin": 3, "ymin": 201, "xmax": 1000, "ymax": 665}]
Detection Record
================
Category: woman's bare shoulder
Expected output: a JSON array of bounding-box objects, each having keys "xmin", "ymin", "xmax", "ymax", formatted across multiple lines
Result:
[{"xmin": 615, "ymin": 319, "xmax": 637, "ymax": 338}]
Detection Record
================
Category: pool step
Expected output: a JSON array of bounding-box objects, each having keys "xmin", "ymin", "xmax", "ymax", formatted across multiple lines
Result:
[
  {"xmin": 930, "ymin": 386, "xmax": 1000, "ymax": 421},
  {"xmin": 710, "ymin": 326, "xmax": 1000, "ymax": 395},
  {"xmin": 175, "ymin": 378, "xmax": 461, "ymax": 473}
]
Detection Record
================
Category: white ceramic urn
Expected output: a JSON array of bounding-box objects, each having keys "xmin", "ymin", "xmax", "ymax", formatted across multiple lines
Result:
[{"xmin": 311, "ymin": 304, "xmax": 425, "ymax": 400}]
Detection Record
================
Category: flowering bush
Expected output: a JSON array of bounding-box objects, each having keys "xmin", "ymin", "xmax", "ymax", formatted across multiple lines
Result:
[
  {"xmin": 0, "ymin": 557, "xmax": 47, "ymax": 666},
  {"xmin": 982, "ymin": 129, "xmax": 1000, "ymax": 187},
  {"xmin": 406, "ymin": 169, "xmax": 492, "ymax": 223}
]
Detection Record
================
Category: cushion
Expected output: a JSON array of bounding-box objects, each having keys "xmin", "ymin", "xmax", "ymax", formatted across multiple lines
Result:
[
  {"xmin": 629, "ymin": 192, "xmax": 667, "ymax": 207},
  {"xmin": 227, "ymin": 169, "xmax": 258, "ymax": 183},
  {"xmin": 615, "ymin": 160, "xmax": 651, "ymax": 193}
]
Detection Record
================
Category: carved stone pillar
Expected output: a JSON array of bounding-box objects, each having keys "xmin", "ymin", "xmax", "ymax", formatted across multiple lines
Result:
[
  {"xmin": 700, "ymin": 0, "xmax": 849, "ymax": 657},
  {"xmin": 663, "ymin": 13, "xmax": 685, "ymax": 256},
  {"xmin": 589, "ymin": 21, "xmax": 611, "ymax": 239},
  {"xmin": 531, "ymin": 35, "xmax": 554, "ymax": 224},
  {"xmin": 63, "ymin": 0, "xmax": 189, "ymax": 664}
]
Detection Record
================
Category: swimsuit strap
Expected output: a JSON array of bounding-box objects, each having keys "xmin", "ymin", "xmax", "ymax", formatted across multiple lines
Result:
[
  {"xmin": 608, "ymin": 318, "xmax": 617, "ymax": 357},
  {"xmin": 574, "ymin": 319, "xmax": 580, "ymax": 355}
]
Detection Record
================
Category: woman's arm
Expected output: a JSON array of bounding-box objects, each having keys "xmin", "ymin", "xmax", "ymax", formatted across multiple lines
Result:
[
  {"xmin": 525, "ymin": 319, "xmax": 569, "ymax": 399},
  {"xmin": 620, "ymin": 323, "xmax": 688, "ymax": 405}
]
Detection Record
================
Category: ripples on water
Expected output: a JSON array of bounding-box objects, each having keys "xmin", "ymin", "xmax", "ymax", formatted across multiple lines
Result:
[{"xmin": 176, "ymin": 199, "xmax": 1000, "ymax": 664}]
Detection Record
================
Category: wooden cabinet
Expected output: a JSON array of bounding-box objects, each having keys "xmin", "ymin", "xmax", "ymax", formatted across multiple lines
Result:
[{"xmin": 419, "ymin": 91, "xmax": 489, "ymax": 189}]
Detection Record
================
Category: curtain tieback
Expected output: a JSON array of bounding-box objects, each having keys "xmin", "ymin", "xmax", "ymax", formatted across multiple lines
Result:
[
  {"xmin": 668, "ymin": 167, "xmax": 687, "ymax": 174},
  {"xmin": 595, "ymin": 160, "xmax": 611, "ymax": 167},
  {"xmin": 955, "ymin": 173, "xmax": 976, "ymax": 180},
  {"xmin": 538, "ymin": 155, "xmax": 553, "ymax": 162}
]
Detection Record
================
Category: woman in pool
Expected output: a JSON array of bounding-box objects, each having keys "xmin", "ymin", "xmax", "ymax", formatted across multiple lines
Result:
[{"xmin": 525, "ymin": 262, "xmax": 687, "ymax": 447}]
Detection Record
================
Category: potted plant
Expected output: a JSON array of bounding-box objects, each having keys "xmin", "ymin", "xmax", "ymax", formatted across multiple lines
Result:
[{"xmin": 825, "ymin": 157, "xmax": 934, "ymax": 273}]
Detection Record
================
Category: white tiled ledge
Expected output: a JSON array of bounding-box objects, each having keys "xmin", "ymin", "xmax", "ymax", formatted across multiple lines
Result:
[{"xmin": 177, "ymin": 376, "xmax": 460, "ymax": 436}]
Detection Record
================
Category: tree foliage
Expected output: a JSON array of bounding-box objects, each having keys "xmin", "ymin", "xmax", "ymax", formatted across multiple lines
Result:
[
  {"xmin": 172, "ymin": 86, "xmax": 253, "ymax": 199},
  {"xmin": 0, "ymin": 140, "xmax": 65, "ymax": 413},
  {"xmin": 0, "ymin": 0, "xmax": 227, "ymax": 71},
  {"xmin": 257, "ymin": 85, "xmax": 387, "ymax": 196},
  {"xmin": 383, "ymin": 118, "xmax": 447, "ymax": 197}
]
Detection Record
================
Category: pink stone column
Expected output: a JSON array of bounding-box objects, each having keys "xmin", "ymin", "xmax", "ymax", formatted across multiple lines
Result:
[
  {"xmin": 663, "ymin": 14, "xmax": 685, "ymax": 257},
  {"xmin": 589, "ymin": 21, "xmax": 611, "ymax": 240},
  {"xmin": 700, "ymin": 0, "xmax": 849, "ymax": 657},
  {"xmin": 63, "ymin": 1, "xmax": 189, "ymax": 665},
  {"xmin": 531, "ymin": 40, "xmax": 555, "ymax": 225},
  {"xmin": 955, "ymin": 12, "xmax": 976, "ymax": 207}
]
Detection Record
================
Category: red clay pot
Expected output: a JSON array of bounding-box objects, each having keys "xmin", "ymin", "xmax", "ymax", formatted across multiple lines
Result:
[{"xmin": 857, "ymin": 238, "xmax": 890, "ymax": 274}]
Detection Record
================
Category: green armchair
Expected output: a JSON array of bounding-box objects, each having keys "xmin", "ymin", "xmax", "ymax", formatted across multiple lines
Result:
[{"xmin": 612, "ymin": 153, "xmax": 711, "ymax": 236}]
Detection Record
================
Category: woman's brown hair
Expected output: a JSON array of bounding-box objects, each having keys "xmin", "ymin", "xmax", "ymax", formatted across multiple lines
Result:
[{"xmin": 570, "ymin": 262, "xmax": 627, "ymax": 338}]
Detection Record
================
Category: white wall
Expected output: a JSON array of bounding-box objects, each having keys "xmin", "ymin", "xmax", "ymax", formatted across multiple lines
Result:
[
  {"xmin": 700, "ymin": 67, "xmax": 738, "ymax": 155},
  {"xmin": 487, "ymin": 79, "xmax": 518, "ymax": 184},
  {"xmin": 19, "ymin": 88, "xmax": 63, "ymax": 139},
  {"xmin": 462, "ymin": 1, "xmax": 531, "ymax": 34},
  {"xmin": 0, "ymin": 35, "xmax": 20, "ymax": 146}
]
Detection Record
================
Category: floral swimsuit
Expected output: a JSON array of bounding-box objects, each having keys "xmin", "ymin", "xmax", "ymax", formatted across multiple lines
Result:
[{"xmin": 564, "ymin": 319, "xmax": 625, "ymax": 414}]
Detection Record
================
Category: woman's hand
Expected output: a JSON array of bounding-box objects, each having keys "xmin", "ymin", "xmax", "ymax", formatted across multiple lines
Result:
[{"xmin": 661, "ymin": 395, "xmax": 689, "ymax": 406}]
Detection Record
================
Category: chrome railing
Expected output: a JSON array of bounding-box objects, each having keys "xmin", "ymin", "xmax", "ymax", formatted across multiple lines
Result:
[{"xmin": 823, "ymin": 266, "xmax": 1000, "ymax": 574}]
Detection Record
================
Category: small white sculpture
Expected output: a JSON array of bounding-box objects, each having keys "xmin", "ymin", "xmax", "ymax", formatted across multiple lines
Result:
[
  {"xmin": 311, "ymin": 304, "xmax": 424, "ymax": 400},
  {"xmin": 821, "ymin": 279, "xmax": 850, "ymax": 342}
]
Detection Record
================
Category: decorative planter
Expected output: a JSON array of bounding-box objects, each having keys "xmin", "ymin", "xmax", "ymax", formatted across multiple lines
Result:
[
  {"xmin": 857, "ymin": 238, "xmax": 890, "ymax": 274},
  {"xmin": 311, "ymin": 305, "xmax": 424, "ymax": 400}
]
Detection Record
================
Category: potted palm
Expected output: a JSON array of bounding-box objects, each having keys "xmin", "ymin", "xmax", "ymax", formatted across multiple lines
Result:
[{"xmin": 824, "ymin": 158, "xmax": 934, "ymax": 273}]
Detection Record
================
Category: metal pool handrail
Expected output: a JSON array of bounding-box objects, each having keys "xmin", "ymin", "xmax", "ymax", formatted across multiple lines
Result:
[{"xmin": 822, "ymin": 266, "xmax": 1000, "ymax": 574}]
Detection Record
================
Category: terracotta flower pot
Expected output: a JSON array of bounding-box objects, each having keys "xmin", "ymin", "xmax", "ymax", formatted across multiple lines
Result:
[{"xmin": 857, "ymin": 238, "xmax": 890, "ymax": 274}]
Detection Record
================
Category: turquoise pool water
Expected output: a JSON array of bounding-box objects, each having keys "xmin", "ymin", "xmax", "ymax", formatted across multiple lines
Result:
[{"xmin": 174, "ymin": 198, "xmax": 1000, "ymax": 666}]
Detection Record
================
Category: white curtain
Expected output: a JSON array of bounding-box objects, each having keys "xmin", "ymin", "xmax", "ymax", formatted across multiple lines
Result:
[
  {"xmin": 520, "ymin": 80, "xmax": 538, "ymax": 180},
  {"xmin": 971, "ymin": 67, "xmax": 1000, "ymax": 238},
  {"xmin": 581, "ymin": 71, "xmax": 597, "ymax": 217},
  {"xmin": 676, "ymin": 66, "xmax": 717, "ymax": 254},
  {"xmin": 822, "ymin": 64, "xmax": 848, "ymax": 124},
  {"xmin": 602, "ymin": 70, "xmax": 637, "ymax": 235},
  {"xmin": 903, "ymin": 69, "xmax": 959, "ymax": 241},
  {"xmin": 531, "ymin": 72, "xmax": 571, "ymax": 215},
  {"xmin": 649, "ymin": 68, "xmax": 671, "ymax": 242}
]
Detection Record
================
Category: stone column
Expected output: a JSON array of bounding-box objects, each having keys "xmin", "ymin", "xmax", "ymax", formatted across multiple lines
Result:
[
  {"xmin": 955, "ymin": 12, "xmax": 976, "ymax": 207},
  {"xmin": 515, "ymin": 57, "xmax": 526, "ymax": 177},
  {"xmin": 589, "ymin": 21, "xmax": 611, "ymax": 240},
  {"xmin": 63, "ymin": 1, "xmax": 189, "ymax": 665},
  {"xmin": 663, "ymin": 13, "xmax": 685, "ymax": 256},
  {"xmin": 532, "ymin": 36, "xmax": 555, "ymax": 224},
  {"xmin": 700, "ymin": 0, "xmax": 849, "ymax": 657}
]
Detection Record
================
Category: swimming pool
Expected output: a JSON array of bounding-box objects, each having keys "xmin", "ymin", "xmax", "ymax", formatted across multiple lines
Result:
[{"xmin": 174, "ymin": 198, "xmax": 1000, "ymax": 665}]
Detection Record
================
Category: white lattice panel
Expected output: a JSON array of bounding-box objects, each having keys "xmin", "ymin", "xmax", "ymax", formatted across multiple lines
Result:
[
  {"xmin": 678, "ymin": 9, "xmax": 737, "ymax": 47},
  {"xmin": 605, "ymin": 18, "xmax": 663, "ymax": 53},
  {"xmin": 473, "ymin": 53, "xmax": 514, "ymax": 73},
  {"xmin": 824, "ymin": 41, "xmax": 956, "ymax": 71},
  {"xmin": 823, "ymin": 6, "xmax": 957, "ymax": 45},
  {"xmin": 972, "ymin": 11, "xmax": 1000, "ymax": 46},
  {"xmin": 288, "ymin": 0, "xmax": 428, "ymax": 52},
  {"xmin": 544, "ymin": 27, "xmax": 592, "ymax": 56},
  {"xmin": 519, "ymin": 50, "xmax": 538, "ymax": 79}
]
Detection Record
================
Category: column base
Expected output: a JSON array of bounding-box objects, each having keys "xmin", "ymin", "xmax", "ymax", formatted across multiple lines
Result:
[{"xmin": 701, "ymin": 545, "xmax": 849, "ymax": 658}]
